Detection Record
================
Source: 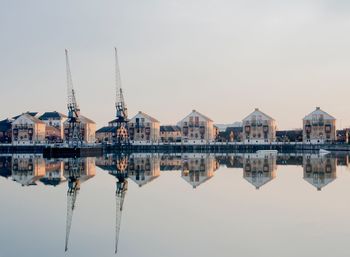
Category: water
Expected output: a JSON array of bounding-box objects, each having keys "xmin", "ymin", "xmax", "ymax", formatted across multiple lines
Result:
[{"xmin": 1, "ymin": 152, "xmax": 350, "ymax": 257}]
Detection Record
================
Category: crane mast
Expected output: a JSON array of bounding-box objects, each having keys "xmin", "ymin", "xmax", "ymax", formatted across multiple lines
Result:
[
  {"xmin": 115, "ymin": 176, "xmax": 128, "ymax": 254},
  {"xmin": 65, "ymin": 49, "xmax": 82, "ymax": 146},
  {"xmin": 114, "ymin": 48, "xmax": 128, "ymax": 144}
]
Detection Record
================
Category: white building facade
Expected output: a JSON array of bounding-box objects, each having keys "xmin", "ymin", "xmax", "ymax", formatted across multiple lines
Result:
[
  {"xmin": 178, "ymin": 110, "xmax": 215, "ymax": 144},
  {"xmin": 242, "ymin": 108, "xmax": 277, "ymax": 144},
  {"xmin": 303, "ymin": 107, "xmax": 336, "ymax": 144},
  {"xmin": 128, "ymin": 112, "xmax": 160, "ymax": 144},
  {"xmin": 12, "ymin": 114, "xmax": 46, "ymax": 145}
]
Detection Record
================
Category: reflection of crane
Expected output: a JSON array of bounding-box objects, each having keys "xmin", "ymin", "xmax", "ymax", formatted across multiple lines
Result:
[
  {"xmin": 65, "ymin": 49, "xmax": 82, "ymax": 146},
  {"xmin": 115, "ymin": 177, "xmax": 127, "ymax": 254},
  {"xmin": 114, "ymin": 48, "xmax": 128, "ymax": 144},
  {"xmin": 64, "ymin": 159, "xmax": 82, "ymax": 252}
]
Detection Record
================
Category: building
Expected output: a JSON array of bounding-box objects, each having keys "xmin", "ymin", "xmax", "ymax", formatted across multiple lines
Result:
[
  {"xmin": 181, "ymin": 153, "xmax": 219, "ymax": 189},
  {"xmin": 160, "ymin": 125, "xmax": 181, "ymax": 143},
  {"xmin": 242, "ymin": 108, "xmax": 277, "ymax": 144},
  {"xmin": 303, "ymin": 107, "xmax": 336, "ymax": 144},
  {"xmin": 216, "ymin": 126, "xmax": 243, "ymax": 142},
  {"xmin": 276, "ymin": 129, "xmax": 303, "ymax": 142},
  {"xmin": 243, "ymin": 152, "xmax": 277, "ymax": 190},
  {"xmin": 40, "ymin": 160, "xmax": 66, "ymax": 186},
  {"xmin": 128, "ymin": 111, "xmax": 160, "ymax": 143},
  {"xmin": 0, "ymin": 119, "xmax": 12, "ymax": 143},
  {"xmin": 63, "ymin": 115, "xmax": 96, "ymax": 144},
  {"xmin": 303, "ymin": 154, "xmax": 336, "ymax": 191},
  {"xmin": 12, "ymin": 113, "xmax": 46, "ymax": 145},
  {"xmin": 39, "ymin": 111, "xmax": 67, "ymax": 139},
  {"xmin": 96, "ymin": 126, "xmax": 117, "ymax": 143},
  {"xmin": 178, "ymin": 110, "xmax": 215, "ymax": 144}
]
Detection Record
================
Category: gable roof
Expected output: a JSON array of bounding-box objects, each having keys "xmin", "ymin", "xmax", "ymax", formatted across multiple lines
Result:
[
  {"xmin": 243, "ymin": 108, "xmax": 274, "ymax": 122},
  {"xmin": 96, "ymin": 126, "xmax": 117, "ymax": 133},
  {"xmin": 181, "ymin": 110, "xmax": 213, "ymax": 123},
  {"xmin": 0, "ymin": 119, "xmax": 12, "ymax": 132},
  {"xmin": 132, "ymin": 111, "xmax": 159, "ymax": 123},
  {"xmin": 160, "ymin": 125, "xmax": 181, "ymax": 132},
  {"xmin": 13, "ymin": 113, "xmax": 46, "ymax": 125},
  {"xmin": 39, "ymin": 111, "xmax": 67, "ymax": 120},
  {"xmin": 12, "ymin": 112, "xmax": 38, "ymax": 120},
  {"xmin": 303, "ymin": 107, "xmax": 335, "ymax": 121}
]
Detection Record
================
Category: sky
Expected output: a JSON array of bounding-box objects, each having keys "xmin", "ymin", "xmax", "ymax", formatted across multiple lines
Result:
[{"xmin": 1, "ymin": 0, "xmax": 350, "ymax": 129}]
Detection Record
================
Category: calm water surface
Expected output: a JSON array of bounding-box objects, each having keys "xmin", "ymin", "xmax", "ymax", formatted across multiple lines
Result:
[{"xmin": 1, "ymin": 152, "xmax": 350, "ymax": 257}]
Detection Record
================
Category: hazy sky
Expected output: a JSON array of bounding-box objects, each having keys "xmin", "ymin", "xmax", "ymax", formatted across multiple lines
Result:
[{"xmin": 1, "ymin": 0, "xmax": 350, "ymax": 129}]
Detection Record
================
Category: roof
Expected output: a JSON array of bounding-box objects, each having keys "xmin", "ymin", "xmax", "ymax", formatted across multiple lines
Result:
[
  {"xmin": 181, "ymin": 110, "xmax": 213, "ymax": 123},
  {"xmin": 243, "ymin": 108, "xmax": 275, "ymax": 122},
  {"xmin": 0, "ymin": 119, "xmax": 12, "ymax": 132},
  {"xmin": 132, "ymin": 111, "xmax": 159, "ymax": 123},
  {"xmin": 13, "ymin": 113, "xmax": 46, "ymax": 125},
  {"xmin": 79, "ymin": 115, "xmax": 96, "ymax": 124},
  {"xmin": 39, "ymin": 111, "xmax": 67, "ymax": 120},
  {"xmin": 96, "ymin": 126, "xmax": 117, "ymax": 133},
  {"xmin": 303, "ymin": 107, "xmax": 336, "ymax": 121},
  {"xmin": 12, "ymin": 112, "xmax": 38, "ymax": 120},
  {"xmin": 160, "ymin": 125, "xmax": 181, "ymax": 132}
]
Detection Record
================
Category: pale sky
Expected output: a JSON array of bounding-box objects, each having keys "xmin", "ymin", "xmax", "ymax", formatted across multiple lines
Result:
[{"xmin": 1, "ymin": 0, "xmax": 350, "ymax": 129}]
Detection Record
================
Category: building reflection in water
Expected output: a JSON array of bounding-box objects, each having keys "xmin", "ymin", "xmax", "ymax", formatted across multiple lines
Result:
[
  {"xmin": 303, "ymin": 154, "xmax": 337, "ymax": 191},
  {"xmin": 181, "ymin": 153, "xmax": 219, "ymax": 189},
  {"xmin": 63, "ymin": 158, "xmax": 96, "ymax": 252},
  {"xmin": 128, "ymin": 153, "xmax": 160, "ymax": 187},
  {"xmin": 243, "ymin": 152, "xmax": 277, "ymax": 190},
  {"xmin": 40, "ymin": 159, "xmax": 66, "ymax": 186},
  {"xmin": 11, "ymin": 154, "xmax": 46, "ymax": 186}
]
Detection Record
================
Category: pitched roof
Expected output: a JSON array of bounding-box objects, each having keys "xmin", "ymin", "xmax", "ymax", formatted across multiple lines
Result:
[
  {"xmin": 78, "ymin": 115, "xmax": 96, "ymax": 124},
  {"xmin": 242, "ymin": 108, "xmax": 275, "ymax": 122},
  {"xmin": 13, "ymin": 113, "xmax": 46, "ymax": 124},
  {"xmin": 39, "ymin": 111, "xmax": 67, "ymax": 120},
  {"xmin": 160, "ymin": 125, "xmax": 181, "ymax": 132},
  {"xmin": 96, "ymin": 126, "xmax": 117, "ymax": 133},
  {"xmin": 132, "ymin": 111, "xmax": 159, "ymax": 123},
  {"xmin": 303, "ymin": 107, "xmax": 335, "ymax": 121},
  {"xmin": 181, "ymin": 110, "xmax": 213, "ymax": 123},
  {"xmin": 12, "ymin": 112, "xmax": 38, "ymax": 120},
  {"xmin": 0, "ymin": 119, "xmax": 12, "ymax": 132}
]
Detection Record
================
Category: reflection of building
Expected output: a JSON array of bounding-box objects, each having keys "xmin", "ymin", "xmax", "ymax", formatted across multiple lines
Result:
[
  {"xmin": 303, "ymin": 155, "xmax": 337, "ymax": 191},
  {"xmin": 181, "ymin": 153, "xmax": 219, "ymax": 189},
  {"xmin": 0, "ymin": 156, "xmax": 12, "ymax": 178},
  {"xmin": 128, "ymin": 154, "xmax": 160, "ymax": 187},
  {"xmin": 243, "ymin": 153, "xmax": 277, "ymax": 189},
  {"xmin": 63, "ymin": 158, "xmax": 96, "ymax": 180},
  {"xmin": 303, "ymin": 107, "xmax": 336, "ymax": 144},
  {"xmin": 242, "ymin": 108, "xmax": 277, "ymax": 144},
  {"xmin": 128, "ymin": 112, "xmax": 160, "ymax": 143},
  {"xmin": 178, "ymin": 110, "xmax": 215, "ymax": 144},
  {"xmin": 11, "ymin": 154, "xmax": 46, "ymax": 186},
  {"xmin": 40, "ymin": 160, "xmax": 66, "ymax": 186},
  {"xmin": 12, "ymin": 113, "xmax": 46, "ymax": 145}
]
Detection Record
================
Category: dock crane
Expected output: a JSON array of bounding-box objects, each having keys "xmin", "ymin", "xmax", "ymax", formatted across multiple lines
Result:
[
  {"xmin": 113, "ymin": 48, "xmax": 129, "ymax": 144},
  {"xmin": 110, "ymin": 155, "xmax": 129, "ymax": 253},
  {"xmin": 64, "ymin": 158, "xmax": 82, "ymax": 252},
  {"xmin": 64, "ymin": 49, "xmax": 82, "ymax": 147}
]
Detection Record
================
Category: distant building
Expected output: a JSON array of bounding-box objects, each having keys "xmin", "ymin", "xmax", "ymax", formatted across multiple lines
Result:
[
  {"xmin": 128, "ymin": 111, "xmax": 160, "ymax": 143},
  {"xmin": 216, "ymin": 126, "xmax": 243, "ymax": 142},
  {"xmin": 336, "ymin": 129, "xmax": 349, "ymax": 143},
  {"xmin": 63, "ymin": 115, "xmax": 96, "ymax": 144},
  {"xmin": 39, "ymin": 111, "xmax": 67, "ymax": 139},
  {"xmin": 178, "ymin": 110, "xmax": 215, "ymax": 144},
  {"xmin": 243, "ymin": 152, "xmax": 277, "ymax": 189},
  {"xmin": 160, "ymin": 125, "xmax": 181, "ymax": 143},
  {"xmin": 276, "ymin": 129, "xmax": 303, "ymax": 142},
  {"xmin": 96, "ymin": 126, "xmax": 117, "ymax": 143},
  {"xmin": 303, "ymin": 154, "xmax": 336, "ymax": 191},
  {"xmin": 242, "ymin": 108, "xmax": 277, "ymax": 144},
  {"xmin": 303, "ymin": 107, "xmax": 336, "ymax": 144},
  {"xmin": 12, "ymin": 113, "xmax": 46, "ymax": 145},
  {"xmin": 0, "ymin": 119, "xmax": 12, "ymax": 143}
]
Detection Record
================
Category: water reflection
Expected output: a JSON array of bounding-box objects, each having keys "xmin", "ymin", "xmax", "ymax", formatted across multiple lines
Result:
[{"xmin": 0, "ymin": 152, "xmax": 349, "ymax": 255}]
